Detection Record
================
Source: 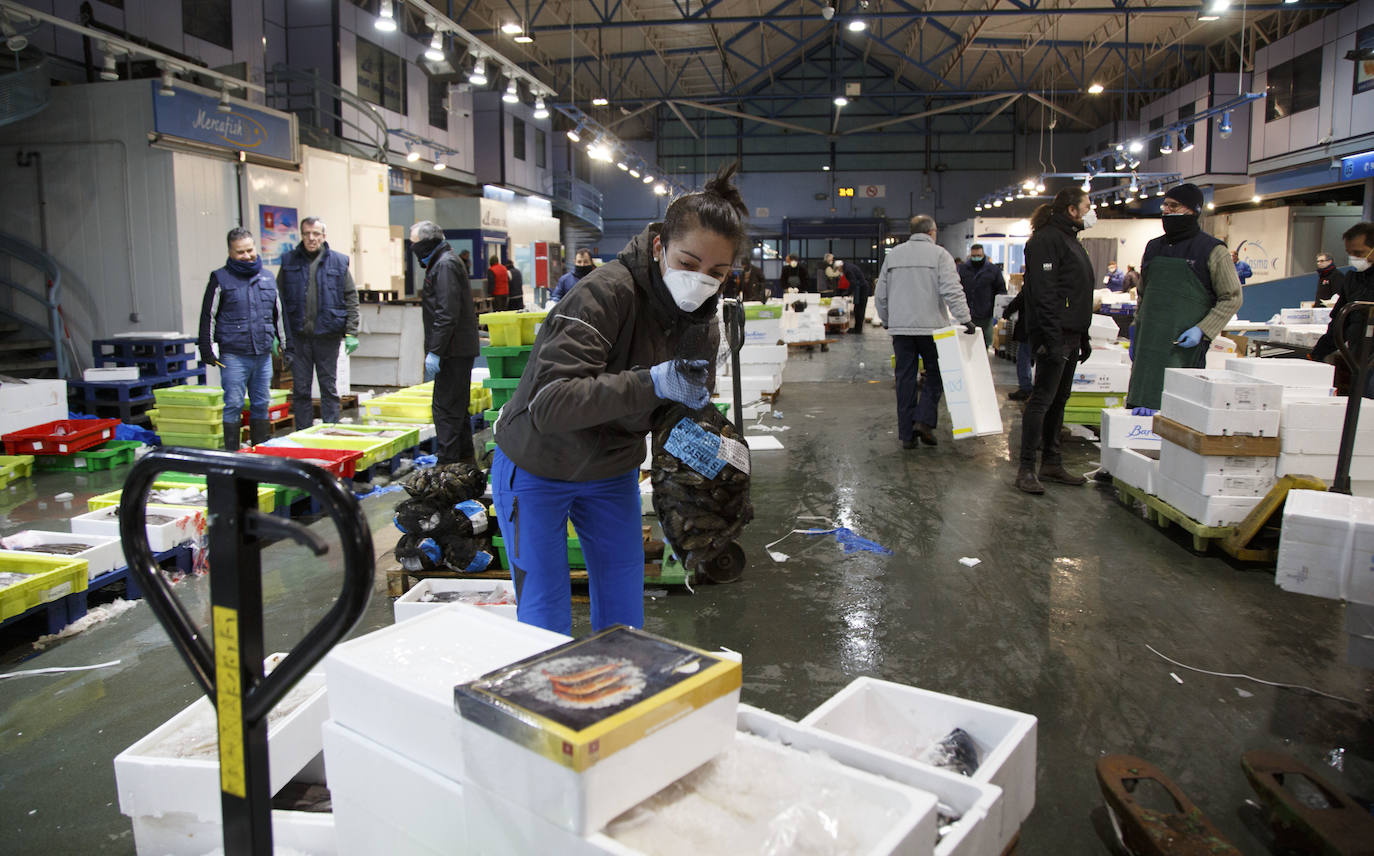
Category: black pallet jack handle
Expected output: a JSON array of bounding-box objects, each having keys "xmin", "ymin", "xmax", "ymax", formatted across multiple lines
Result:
[
  {"xmin": 723, "ymin": 297, "xmax": 746, "ymax": 436},
  {"xmin": 1332, "ymin": 300, "xmax": 1374, "ymax": 495},
  {"xmin": 118, "ymin": 448, "xmax": 375, "ymax": 856}
]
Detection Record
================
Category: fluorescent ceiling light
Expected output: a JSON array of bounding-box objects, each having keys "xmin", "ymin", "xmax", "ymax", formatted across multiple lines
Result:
[
  {"xmin": 501, "ymin": 22, "xmax": 523, "ymax": 34},
  {"xmin": 1087, "ymin": 82, "xmax": 1104, "ymax": 94},
  {"xmin": 847, "ymin": 19, "xmax": 867, "ymax": 32},
  {"xmin": 592, "ymin": 96, "xmax": 609, "ymax": 106},
  {"xmin": 833, "ymin": 95, "xmax": 848, "ymax": 107}
]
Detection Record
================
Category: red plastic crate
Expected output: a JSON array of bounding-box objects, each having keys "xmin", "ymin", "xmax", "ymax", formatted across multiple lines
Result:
[
  {"xmin": 246, "ymin": 445, "xmax": 363, "ymax": 479},
  {"xmin": 2, "ymin": 419, "xmax": 122, "ymax": 455},
  {"xmin": 241, "ymin": 401, "xmax": 291, "ymax": 422}
]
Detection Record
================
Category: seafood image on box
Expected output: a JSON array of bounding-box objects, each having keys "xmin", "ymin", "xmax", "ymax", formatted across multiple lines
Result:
[{"xmin": 455, "ymin": 626, "xmax": 742, "ymax": 771}]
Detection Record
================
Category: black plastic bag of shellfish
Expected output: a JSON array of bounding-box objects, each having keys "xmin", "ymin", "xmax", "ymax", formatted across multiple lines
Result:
[
  {"xmin": 650, "ymin": 403, "xmax": 754, "ymax": 573},
  {"xmin": 403, "ymin": 461, "xmax": 486, "ymax": 505}
]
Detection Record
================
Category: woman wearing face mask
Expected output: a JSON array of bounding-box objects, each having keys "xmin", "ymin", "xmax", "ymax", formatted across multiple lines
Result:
[
  {"xmin": 1125, "ymin": 183, "xmax": 1243, "ymax": 413},
  {"xmin": 490, "ymin": 162, "xmax": 748, "ymax": 634}
]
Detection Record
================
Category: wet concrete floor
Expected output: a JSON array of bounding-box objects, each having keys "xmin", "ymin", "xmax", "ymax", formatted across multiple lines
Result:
[{"xmin": 1, "ymin": 331, "xmax": 1371, "ymax": 854}]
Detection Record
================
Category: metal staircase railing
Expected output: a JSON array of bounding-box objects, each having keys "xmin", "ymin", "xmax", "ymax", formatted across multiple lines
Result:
[
  {"xmin": 264, "ymin": 64, "xmax": 389, "ymax": 163},
  {"xmin": 0, "ymin": 46, "xmax": 51, "ymax": 128},
  {"xmin": 0, "ymin": 231, "xmax": 70, "ymax": 379},
  {"xmin": 551, "ymin": 176, "xmax": 605, "ymax": 234}
]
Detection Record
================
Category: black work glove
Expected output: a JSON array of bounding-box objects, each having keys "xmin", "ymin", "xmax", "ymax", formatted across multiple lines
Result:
[
  {"xmin": 962, "ymin": 321, "xmax": 978, "ymax": 335},
  {"xmin": 199, "ymin": 342, "xmax": 222, "ymax": 368},
  {"xmin": 1079, "ymin": 339, "xmax": 1093, "ymax": 364},
  {"xmin": 1001, "ymin": 306, "xmax": 1013, "ymax": 321}
]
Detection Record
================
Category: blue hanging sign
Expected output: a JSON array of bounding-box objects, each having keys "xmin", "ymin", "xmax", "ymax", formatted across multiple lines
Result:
[
  {"xmin": 151, "ymin": 82, "xmax": 296, "ymax": 163},
  {"xmin": 1340, "ymin": 151, "xmax": 1374, "ymax": 181}
]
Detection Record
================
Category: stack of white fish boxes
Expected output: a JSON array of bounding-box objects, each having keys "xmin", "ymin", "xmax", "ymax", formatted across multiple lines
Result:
[
  {"xmin": 1098, "ymin": 408, "xmax": 1163, "ymax": 494},
  {"xmin": 1152, "ymin": 369, "xmax": 1283, "ymax": 527}
]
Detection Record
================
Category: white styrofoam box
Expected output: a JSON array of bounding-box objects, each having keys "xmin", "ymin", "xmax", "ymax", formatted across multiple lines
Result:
[
  {"xmin": 114, "ymin": 664, "xmax": 327, "ymax": 823},
  {"xmin": 744, "ymin": 317, "xmax": 782, "ymax": 345},
  {"xmin": 1159, "ymin": 392, "xmax": 1280, "ymax": 437},
  {"xmin": 1276, "ymin": 490, "xmax": 1358, "ymax": 600},
  {"xmin": 1088, "ymin": 346, "xmax": 1130, "ymax": 365},
  {"xmin": 1267, "ymin": 325, "xmax": 1290, "ymax": 344},
  {"xmin": 70, "ymin": 503, "xmax": 206, "ymax": 553},
  {"xmin": 639, "ymin": 477, "xmax": 654, "ymax": 515},
  {"xmin": 1312, "ymin": 306, "xmax": 1332, "ymax": 325},
  {"xmin": 1278, "ymin": 452, "xmax": 1374, "ymax": 481},
  {"xmin": 1072, "ymin": 363, "xmax": 1132, "ymax": 392},
  {"xmin": 0, "ymin": 401, "xmax": 68, "ymax": 437},
  {"xmin": 1286, "ymin": 325, "xmax": 1329, "ymax": 347},
  {"xmin": 1101, "ymin": 408, "xmax": 1162, "ymax": 450},
  {"xmin": 1280, "ymin": 307, "xmax": 1314, "ymax": 325},
  {"xmin": 1282, "ymin": 429, "xmax": 1345, "ymax": 455},
  {"xmin": 1281, "ymin": 396, "xmax": 1373, "ymax": 431},
  {"xmin": 324, "ymin": 720, "xmax": 463, "ymax": 856},
  {"xmin": 83, "ymin": 366, "xmax": 140, "ymax": 381},
  {"xmin": 1158, "ymin": 442, "xmax": 1277, "ymax": 485},
  {"xmin": 738, "ymin": 705, "xmax": 1004, "ymax": 856},
  {"xmin": 1099, "ymin": 444, "xmax": 1122, "ymax": 477},
  {"xmin": 1088, "ymin": 314, "xmax": 1120, "ymax": 342},
  {"xmin": 0, "ymin": 378, "xmax": 65, "ymax": 410},
  {"xmin": 463, "ymin": 727, "xmax": 938, "ymax": 856},
  {"xmin": 932, "ymin": 326, "xmax": 1003, "ymax": 440},
  {"xmin": 738, "ymin": 371, "xmax": 783, "ymax": 394},
  {"xmin": 799, "ymin": 676, "xmax": 1037, "ymax": 842},
  {"xmin": 0, "ymin": 530, "xmax": 122, "ymax": 580},
  {"xmin": 1153, "ymin": 472, "xmax": 1261, "ymax": 527},
  {"xmin": 782, "ymin": 323, "xmax": 826, "ymax": 344},
  {"xmin": 738, "ymin": 344, "xmax": 787, "ymax": 365},
  {"xmin": 324, "ymin": 604, "xmax": 569, "ymax": 783},
  {"xmin": 1345, "ymin": 511, "xmax": 1374, "ymax": 606},
  {"xmin": 1115, "ymin": 448, "xmax": 1161, "ymax": 496},
  {"xmin": 129, "ymin": 805, "xmax": 335, "ymax": 856},
  {"xmin": 460, "ymin": 684, "xmax": 740, "ymax": 836},
  {"xmin": 1162, "ymin": 369, "xmax": 1283, "ymax": 411},
  {"xmin": 392, "ymin": 579, "xmax": 517, "ymax": 623}
]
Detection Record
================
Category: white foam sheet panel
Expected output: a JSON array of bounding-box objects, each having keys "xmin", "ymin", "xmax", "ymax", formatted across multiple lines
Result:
[{"xmin": 932, "ymin": 326, "xmax": 1002, "ymax": 440}]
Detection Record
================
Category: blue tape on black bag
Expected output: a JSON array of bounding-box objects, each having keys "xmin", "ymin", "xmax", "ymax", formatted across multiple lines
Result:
[{"xmin": 663, "ymin": 418, "xmax": 727, "ymax": 478}]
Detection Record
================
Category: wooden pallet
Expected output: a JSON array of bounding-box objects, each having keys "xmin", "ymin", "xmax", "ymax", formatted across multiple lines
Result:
[
  {"xmin": 358, "ymin": 289, "xmax": 400, "ymax": 303},
  {"xmin": 1152, "ymin": 414, "xmax": 1281, "ymax": 456}
]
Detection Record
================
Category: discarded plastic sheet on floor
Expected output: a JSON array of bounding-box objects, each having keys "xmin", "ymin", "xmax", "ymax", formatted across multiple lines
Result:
[{"xmin": 765, "ymin": 521, "xmax": 893, "ymax": 561}]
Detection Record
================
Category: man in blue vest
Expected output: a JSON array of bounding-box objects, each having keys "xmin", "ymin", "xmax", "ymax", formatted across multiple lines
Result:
[
  {"xmin": 276, "ymin": 217, "xmax": 359, "ymax": 428},
  {"xmin": 198, "ymin": 227, "xmax": 289, "ymax": 451}
]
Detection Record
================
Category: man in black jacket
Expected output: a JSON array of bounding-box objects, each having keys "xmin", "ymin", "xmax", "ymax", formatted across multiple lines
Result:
[
  {"xmin": 412, "ymin": 221, "xmax": 479, "ymax": 463},
  {"xmin": 957, "ymin": 244, "xmax": 1007, "ymax": 347},
  {"xmin": 1017, "ymin": 188, "xmax": 1097, "ymax": 495},
  {"xmin": 277, "ymin": 217, "xmax": 359, "ymax": 429},
  {"xmin": 840, "ymin": 258, "xmax": 871, "ymax": 333},
  {"xmin": 1311, "ymin": 222, "xmax": 1374, "ymax": 398},
  {"xmin": 1315, "ymin": 252, "xmax": 1345, "ymax": 306}
]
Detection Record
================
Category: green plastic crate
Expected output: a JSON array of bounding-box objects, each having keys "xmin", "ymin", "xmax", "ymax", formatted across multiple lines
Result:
[
  {"xmin": 150, "ymin": 412, "xmax": 222, "ymax": 435},
  {"xmin": 0, "ymin": 454, "xmax": 35, "ymax": 483},
  {"xmin": 159, "ymin": 431, "xmax": 225, "ymax": 449},
  {"xmin": 154, "ymin": 402, "xmax": 225, "ymax": 421},
  {"xmin": 482, "ymin": 377, "xmax": 520, "ymax": 410},
  {"xmin": 35, "ymin": 441, "xmax": 141, "ymax": 471},
  {"xmin": 154, "ymin": 385, "xmax": 224, "ymax": 406},
  {"xmin": 0, "ymin": 551, "xmax": 90, "ymax": 621},
  {"xmin": 270, "ymin": 388, "xmax": 290, "ymax": 405},
  {"xmin": 1066, "ymin": 393, "xmax": 1126, "ymax": 410},
  {"xmin": 480, "ymin": 344, "xmax": 533, "ymax": 380},
  {"xmin": 1062, "ymin": 407, "xmax": 1104, "ymax": 427},
  {"xmin": 483, "ymin": 409, "xmax": 502, "ymax": 426},
  {"xmin": 492, "ymin": 535, "xmax": 583, "ymax": 570}
]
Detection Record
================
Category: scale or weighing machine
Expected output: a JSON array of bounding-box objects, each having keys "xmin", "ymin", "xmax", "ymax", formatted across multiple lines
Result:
[{"xmin": 119, "ymin": 448, "xmax": 375, "ymax": 855}]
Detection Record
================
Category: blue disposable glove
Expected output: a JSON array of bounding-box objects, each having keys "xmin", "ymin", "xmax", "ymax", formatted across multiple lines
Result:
[
  {"xmin": 650, "ymin": 359, "xmax": 711, "ymax": 409},
  {"xmin": 424, "ymin": 352, "xmax": 441, "ymax": 381},
  {"xmin": 1131, "ymin": 407, "xmax": 1157, "ymax": 417},
  {"xmin": 1174, "ymin": 326, "xmax": 1204, "ymax": 348}
]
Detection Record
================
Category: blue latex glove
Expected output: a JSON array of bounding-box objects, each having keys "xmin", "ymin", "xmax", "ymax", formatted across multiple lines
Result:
[
  {"xmin": 1131, "ymin": 407, "xmax": 1157, "ymax": 417},
  {"xmin": 424, "ymin": 352, "xmax": 441, "ymax": 380},
  {"xmin": 1174, "ymin": 326, "xmax": 1204, "ymax": 348},
  {"xmin": 650, "ymin": 359, "xmax": 711, "ymax": 409}
]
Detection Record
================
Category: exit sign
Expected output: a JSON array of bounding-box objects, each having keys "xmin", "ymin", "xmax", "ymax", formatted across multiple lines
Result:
[{"xmin": 837, "ymin": 187, "xmax": 855, "ymax": 197}]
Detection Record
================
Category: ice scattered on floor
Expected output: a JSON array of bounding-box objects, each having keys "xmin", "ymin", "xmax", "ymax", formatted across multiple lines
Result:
[
  {"xmin": 144, "ymin": 675, "xmax": 325, "ymax": 759},
  {"xmin": 958, "ymin": 557, "xmax": 981, "ymax": 568},
  {"xmin": 1235, "ymin": 688, "xmax": 1253, "ymax": 698},
  {"xmin": 34, "ymin": 598, "xmax": 141, "ymax": 650},
  {"xmin": 606, "ymin": 732, "xmax": 907, "ymax": 855}
]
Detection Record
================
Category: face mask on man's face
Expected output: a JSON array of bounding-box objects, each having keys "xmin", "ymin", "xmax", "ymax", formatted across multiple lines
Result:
[{"xmin": 1350, "ymin": 252, "xmax": 1372, "ymax": 273}]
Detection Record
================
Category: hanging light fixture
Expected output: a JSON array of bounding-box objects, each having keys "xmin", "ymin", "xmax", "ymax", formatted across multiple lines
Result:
[
  {"xmin": 158, "ymin": 66, "xmax": 177, "ymax": 96},
  {"xmin": 616, "ymin": 158, "xmax": 629, "ymax": 171},
  {"xmin": 469, "ymin": 57, "xmax": 488, "ymax": 87},
  {"xmin": 1218, "ymin": 111, "xmax": 1234, "ymax": 139},
  {"xmin": 425, "ymin": 30, "xmax": 444, "ymax": 62},
  {"xmin": 376, "ymin": 0, "xmax": 398, "ymax": 32},
  {"xmin": 501, "ymin": 21, "xmax": 523, "ymax": 34},
  {"xmin": 217, "ymin": 89, "xmax": 233, "ymax": 113},
  {"xmin": 834, "ymin": 95, "xmax": 849, "ymax": 107},
  {"xmin": 503, "ymin": 79, "xmax": 520, "ymax": 104},
  {"xmin": 1004, "ymin": 192, "xmax": 1013, "ymax": 202},
  {"xmin": 993, "ymin": 199, "xmax": 1003, "ymax": 207},
  {"xmin": 513, "ymin": 24, "xmax": 534, "ymax": 44},
  {"xmin": 653, "ymin": 183, "xmax": 668, "ymax": 195},
  {"xmin": 628, "ymin": 168, "xmax": 640, "ymax": 178},
  {"xmin": 100, "ymin": 47, "xmax": 119, "ymax": 81},
  {"xmin": 566, "ymin": 120, "xmax": 583, "ymax": 142},
  {"xmin": 533, "ymin": 96, "xmax": 549, "ymax": 120},
  {"xmin": 1128, "ymin": 175, "xmax": 1139, "ymax": 194},
  {"xmin": 1087, "ymin": 82, "xmax": 1104, "ymax": 95},
  {"xmin": 1081, "ymin": 175, "xmax": 1092, "ymax": 192},
  {"xmin": 1179, "ymin": 130, "xmax": 1195, "ymax": 153},
  {"xmin": 1158, "ymin": 133, "xmax": 1174, "ymax": 155},
  {"xmin": 406, "ymin": 144, "xmax": 421, "ymax": 163},
  {"xmin": 433, "ymin": 158, "xmax": 447, "ymax": 171},
  {"xmin": 847, "ymin": 18, "xmax": 867, "ymax": 32},
  {"xmin": 1035, "ymin": 180, "xmax": 1046, "ymax": 193},
  {"xmin": 642, "ymin": 173, "xmax": 654, "ymax": 184},
  {"xmin": 592, "ymin": 96, "xmax": 609, "ymax": 106}
]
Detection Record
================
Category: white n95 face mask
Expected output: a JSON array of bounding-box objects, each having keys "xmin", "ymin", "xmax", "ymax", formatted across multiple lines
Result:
[
  {"xmin": 661, "ymin": 262, "xmax": 721, "ymax": 311},
  {"xmin": 1081, "ymin": 208, "xmax": 1098, "ymax": 229},
  {"xmin": 1349, "ymin": 255, "xmax": 1371, "ymax": 273}
]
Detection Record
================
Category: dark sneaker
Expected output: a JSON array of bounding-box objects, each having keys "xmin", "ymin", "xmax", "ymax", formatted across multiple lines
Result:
[
  {"xmin": 1008, "ymin": 389, "xmax": 1031, "ymax": 401},
  {"xmin": 1040, "ymin": 464, "xmax": 1087, "ymax": 486},
  {"xmin": 1016, "ymin": 469, "xmax": 1045, "ymax": 494},
  {"xmin": 915, "ymin": 425, "xmax": 939, "ymax": 446}
]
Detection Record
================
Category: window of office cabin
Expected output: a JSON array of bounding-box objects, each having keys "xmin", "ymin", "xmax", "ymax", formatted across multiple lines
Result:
[
  {"xmin": 535, "ymin": 129, "xmax": 547, "ymax": 168},
  {"xmin": 428, "ymin": 76, "xmax": 448, "ymax": 131},
  {"xmin": 183, "ymin": 0, "xmax": 232, "ymax": 50},
  {"xmin": 512, "ymin": 118, "xmax": 526, "ymax": 161},
  {"xmin": 356, "ymin": 37, "xmax": 407, "ymax": 115},
  {"xmin": 1266, "ymin": 48, "xmax": 1322, "ymax": 121}
]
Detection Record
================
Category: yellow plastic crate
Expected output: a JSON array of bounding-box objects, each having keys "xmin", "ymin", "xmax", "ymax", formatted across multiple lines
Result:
[
  {"xmin": 518, "ymin": 310, "xmax": 548, "ymax": 345},
  {"xmin": 159, "ymin": 431, "xmax": 225, "ymax": 449},
  {"xmin": 407, "ymin": 382, "xmax": 435, "ymax": 394},
  {"xmin": 0, "ymin": 454, "xmax": 35, "ymax": 486},
  {"xmin": 362, "ymin": 398, "xmax": 433, "ymax": 421},
  {"xmin": 362, "ymin": 413, "xmax": 434, "ymax": 426},
  {"xmin": 479, "ymin": 310, "xmax": 522, "ymax": 347},
  {"xmin": 153, "ymin": 402, "xmax": 225, "ymax": 421},
  {"xmin": 150, "ymin": 412, "xmax": 223, "ymax": 435},
  {"xmin": 0, "ymin": 551, "xmax": 90, "ymax": 621},
  {"xmin": 87, "ymin": 480, "xmax": 275, "ymax": 513},
  {"xmin": 153, "ymin": 385, "xmax": 224, "ymax": 406}
]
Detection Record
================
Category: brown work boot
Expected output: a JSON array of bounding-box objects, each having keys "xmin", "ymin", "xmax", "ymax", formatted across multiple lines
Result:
[
  {"xmin": 915, "ymin": 424, "xmax": 939, "ymax": 446},
  {"xmin": 1016, "ymin": 468, "xmax": 1045, "ymax": 494},
  {"xmin": 1040, "ymin": 464, "xmax": 1087, "ymax": 486}
]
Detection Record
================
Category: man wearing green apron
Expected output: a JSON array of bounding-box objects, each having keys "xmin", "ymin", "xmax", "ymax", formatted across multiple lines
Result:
[{"xmin": 1127, "ymin": 183, "xmax": 1243, "ymax": 411}]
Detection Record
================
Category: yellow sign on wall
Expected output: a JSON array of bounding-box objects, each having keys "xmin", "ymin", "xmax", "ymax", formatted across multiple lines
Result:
[{"xmin": 837, "ymin": 187, "xmax": 855, "ymax": 197}]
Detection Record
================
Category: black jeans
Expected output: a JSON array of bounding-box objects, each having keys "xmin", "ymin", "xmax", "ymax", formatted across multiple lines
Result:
[
  {"xmin": 433, "ymin": 355, "xmax": 475, "ymax": 464},
  {"xmin": 290, "ymin": 334, "xmax": 342, "ymax": 427},
  {"xmin": 893, "ymin": 335, "xmax": 942, "ymax": 443},
  {"xmin": 1018, "ymin": 345, "xmax": 1078, "ymax": 469},
  {"xmin": 851, "ymin": 289, "xmax": 869, "ymax": 332}
]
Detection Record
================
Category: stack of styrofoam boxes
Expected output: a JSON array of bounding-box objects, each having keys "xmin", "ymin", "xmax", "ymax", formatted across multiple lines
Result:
[
  {"xmin": 1276, "ymin": 490, "xmax": 1374, "ymax": 605},
  {"xmin": 798, "ymin": 676, "xmax": 1037, "ymax": 856},
  {"xmin": 1154, "ymin": 369, "xmax": 1282, "ymax": 526},
  {"xmin": 1099, "ymin": 409, "xmax": 1162, "ymax": 495},
  {"xmin": 740, "ymin": 302, "xmax": 784, "ymax": 347},
  {"xmin": 0, "ymin": 378, "xmax": 67, "ymax": 437},
  {"xmin": 113, "ymin": 655, "xmax": 336, "ymax": 855},
  {"xmin": 1267, "ymin": 308, "xmax": 1331, "ymax": 349},
  {"xmin": 1072, "ymin": 347, "xmax": 1132, "ymax": 394},
  {"xmin": 736, "ymin": 343, "xmax": 787, "ymax": 401},
  {"xmin": 782, "ymin": 301, "xmax": 827, "ymax": 343}
]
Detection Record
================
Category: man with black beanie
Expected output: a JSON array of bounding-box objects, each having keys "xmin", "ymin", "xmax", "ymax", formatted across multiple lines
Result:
[
  {"xmin": 412, "ymin": 220, "xmax": 479, "ymax": 464},
  {"xmin": 1126, "ymin": 183, "xmax": 1243, "ymax": 412}
]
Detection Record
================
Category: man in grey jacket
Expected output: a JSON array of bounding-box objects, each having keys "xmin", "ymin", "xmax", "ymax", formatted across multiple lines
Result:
[{"xmin": 875, "ymin": 215, "xmax": 977, "ymax": 449}]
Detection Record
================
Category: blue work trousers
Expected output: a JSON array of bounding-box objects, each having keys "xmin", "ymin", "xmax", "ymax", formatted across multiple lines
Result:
[
  {"xmin": 491, "ymin": 449, "xmax": 645, "ymax": 635},
  {"xmin": 1016, "ymin": 341, "xmax": 1034, "ymax": 392},
  {"xmin": 893, "ymin": 334, "xmax": 942, "ymax": 441},
  {"xmin": 220, "ymin": 352, "xmax": 272, "ymax": 423}
]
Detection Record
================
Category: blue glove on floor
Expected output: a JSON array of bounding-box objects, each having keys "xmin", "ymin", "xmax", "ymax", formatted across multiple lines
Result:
[
  {"xmin": 424, "ymin": 352, "xmax": 441, "ymax": 380},
  {"xmin": 650, "ymin": 359, "xmax": 711, "ymax": 409},
  {"xmin": 1174, "ymin": 326, "xmax": 1204, "ymax": 348},
  {"xmin": 1131, "ymin": 407, "xmax": 1157, "ymax": 417}
]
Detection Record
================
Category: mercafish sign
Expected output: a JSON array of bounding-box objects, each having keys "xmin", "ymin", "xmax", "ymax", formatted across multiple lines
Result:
[{"xmin": 151, "ymin": 81, "xmax": 296, "ymax": 163}]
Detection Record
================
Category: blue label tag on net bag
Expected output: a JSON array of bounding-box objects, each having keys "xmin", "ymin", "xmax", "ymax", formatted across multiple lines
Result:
[{"xmin": 663, "ymin": 418, "xmax": 727, "ymax": 478}]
